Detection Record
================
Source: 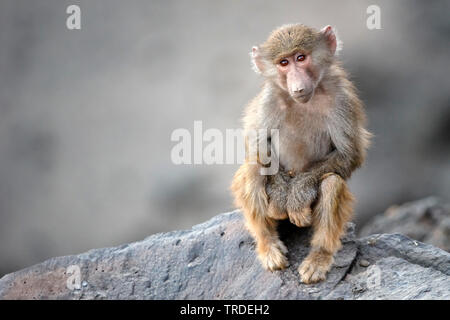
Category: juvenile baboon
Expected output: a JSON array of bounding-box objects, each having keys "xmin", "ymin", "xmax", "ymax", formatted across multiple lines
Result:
[{"xmin": 231, "ymin": 24, "xmax": 371, "ymax": 284}]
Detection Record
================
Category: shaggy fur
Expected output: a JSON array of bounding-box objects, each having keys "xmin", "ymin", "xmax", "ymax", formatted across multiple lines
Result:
[{"xmin": 231, "ymin": 24, "xmax": 370, "ymax": 283}]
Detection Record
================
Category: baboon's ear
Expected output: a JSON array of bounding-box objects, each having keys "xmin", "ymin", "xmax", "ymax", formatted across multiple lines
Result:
[
  {"xmin": 251, "ymin": 46, "xmax": 264, "ymax": 74},
  {"xmin": 320, "ymin": 25, "xmax": 342, "ymax": 55}
]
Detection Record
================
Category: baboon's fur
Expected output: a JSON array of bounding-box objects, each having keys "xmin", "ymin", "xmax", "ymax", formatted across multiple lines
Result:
[{"xmin": 231, "ymin": 24, "xmax": 370, "ymax": 283}]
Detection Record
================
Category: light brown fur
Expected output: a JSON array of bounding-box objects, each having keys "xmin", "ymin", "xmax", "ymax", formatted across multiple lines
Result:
[{"xmin": 231, "ymin": 24, "xmax": 370, "ymax": 283}]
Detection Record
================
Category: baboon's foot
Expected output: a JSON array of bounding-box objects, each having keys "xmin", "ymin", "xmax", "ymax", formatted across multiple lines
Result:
[
  {"xmin": 298, "ymin": 250, "xmax": 333, "ymax": 284},
  {"xmin": 258, "ymin": 239, "xmax": 289, "ymax": 271}
]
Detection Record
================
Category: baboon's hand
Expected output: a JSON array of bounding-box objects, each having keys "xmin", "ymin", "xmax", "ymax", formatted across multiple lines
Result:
[
  {"xmin": 288, "ymin": 207, "xmax": 312, "ymax": 227},
  {"xmin": 286, "ymin": 172, "xmax": 318, "ymax": 213},
  {"xmin": 265, "ymin": 170, "xmax": 290, "ymax": 212}
]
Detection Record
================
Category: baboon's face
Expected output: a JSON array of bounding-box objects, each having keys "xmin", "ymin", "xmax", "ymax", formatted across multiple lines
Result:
[
  {"xmin": 275, "ymin": 52, "xmax": 319, "ymax": 103},
  {"xmin": 251, "ymin": 24, "xmax": 339, "ymax": 104}
]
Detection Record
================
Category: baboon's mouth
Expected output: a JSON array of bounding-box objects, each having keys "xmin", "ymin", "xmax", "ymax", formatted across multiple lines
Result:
[{"xmin": 292, "ymin": 93, "xmax": 312, "ymax": 103}]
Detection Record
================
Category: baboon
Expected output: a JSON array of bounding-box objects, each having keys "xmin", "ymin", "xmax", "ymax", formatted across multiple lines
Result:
[{"xmin": 231, "ymin": 24, "xmax": 371, "ymax": 284}]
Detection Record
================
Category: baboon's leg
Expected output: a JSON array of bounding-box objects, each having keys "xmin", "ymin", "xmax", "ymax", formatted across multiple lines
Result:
[
  {"xmin": 246, "ymin": 212, "xmax": 289, "ymax": 271},
  {"xmin": 231, "ymin": 162, "xmax": 289, "ymax": 271},
  {"xmin": 298, "ymin": 173, "xmax": 354, "ymax": 283}
]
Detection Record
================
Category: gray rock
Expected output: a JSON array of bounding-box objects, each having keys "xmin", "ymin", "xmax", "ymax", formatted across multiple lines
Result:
[
  {"xmin": 0, "ymin": 209, "xmax": 449, "ymax": 300},
  {"xmin": 327, "ymin": 234, "xmax": 450, "ymax": 299},
  {"xmin": 360, "ymin": 197, "xmax": 450, "ymax": 252}
]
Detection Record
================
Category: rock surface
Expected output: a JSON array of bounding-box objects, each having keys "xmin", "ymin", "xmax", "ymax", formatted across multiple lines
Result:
[
  {"xmin": 1, "ymin": 207, "xmax": 449, "ymax": 300},
  {"xmin": 360, "ymin": 197, "xmax": 450, "ymax": 252}
]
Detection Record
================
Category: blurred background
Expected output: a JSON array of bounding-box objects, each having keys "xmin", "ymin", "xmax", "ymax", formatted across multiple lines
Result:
[{"xmin": 0, "ymin": 0, "xmax": 449, "ymax": 276}]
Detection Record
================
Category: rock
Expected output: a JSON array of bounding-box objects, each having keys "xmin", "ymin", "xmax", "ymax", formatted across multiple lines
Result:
[
  {"xmin": 359, "ymin": 197, "xmax": 450, "ymax": 252},
  {"xmin": 0, "ymin": 208, "xmax": 449, "ymax": 300},
  {"xmin": 327, "ymin": 233, "xmax": 450, "ymax": 299},
  {"xmin": 359, "ymin": 259, "xmax": 370, "ymax": 267}
]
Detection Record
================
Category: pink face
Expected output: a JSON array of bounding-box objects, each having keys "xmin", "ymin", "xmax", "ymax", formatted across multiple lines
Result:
[{"xmin": 276, "ymin": 52, "xmax": 319, "ymax": 103}]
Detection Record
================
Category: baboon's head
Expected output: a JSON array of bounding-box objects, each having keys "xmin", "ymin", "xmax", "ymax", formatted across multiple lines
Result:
[{"xmin": 251, "ymin": 24, "xmax": 341, "ymax": 103}]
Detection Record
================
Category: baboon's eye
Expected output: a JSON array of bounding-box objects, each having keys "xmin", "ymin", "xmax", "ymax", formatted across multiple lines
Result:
[
  {"xmin": 296, "ymin": 54, "xmax": 306, "ymax": 62},
  {"xmin": 280, "ymin": 59, "xmax": 289, "ymax": 67}
]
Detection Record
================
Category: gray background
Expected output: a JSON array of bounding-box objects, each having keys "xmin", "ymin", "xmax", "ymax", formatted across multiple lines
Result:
[{"xmin": 0, "ymin": 0, "xmax": 449, "ymax": 276}]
